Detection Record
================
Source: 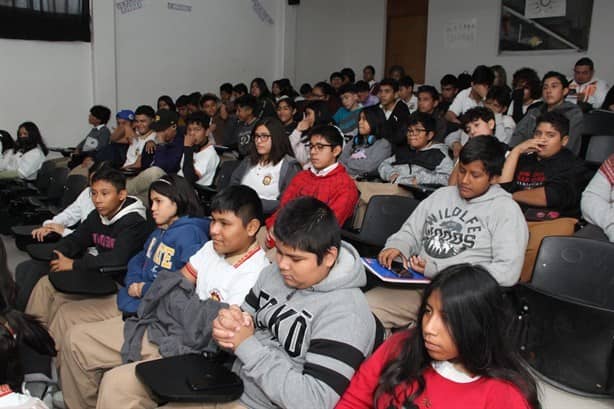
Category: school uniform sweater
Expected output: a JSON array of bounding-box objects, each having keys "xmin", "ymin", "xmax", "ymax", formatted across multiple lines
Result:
[
  {"xmin": 235, "ymin": 241, "xmax": 376, "ymax": 409},
  {"xmin": 117, "ymin": 216, "xmax": 210, "ymax": 313},
  {"xmin": 339, "ymin": 138, "xmax": 392, "ymax": 178},
  {"xmin": 336, "ymin": 332, "xmax": 531, "ymax": 409},
  {"xmin": 265, "ymin": 164, "xmax": 359, "ymax": 231},
  {"xmin": 53, "ymin": 197, "xmax": 152, "ymax": 274},
  {"xmin": 378, "ymin": 143, "xmax": 453, "ymax": 186}
]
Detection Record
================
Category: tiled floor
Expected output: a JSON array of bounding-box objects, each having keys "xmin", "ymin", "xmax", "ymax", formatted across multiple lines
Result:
[{"xmin": 3, "ymin": 234, "xmax": 613, "ymax": 408}]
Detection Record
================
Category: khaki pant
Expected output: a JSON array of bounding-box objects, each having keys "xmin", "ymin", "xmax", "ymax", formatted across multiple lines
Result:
[
  {"xmin": 126, "ymin": 166, "xmax": 166, "ymax": 205},
  {"xmin": 353, "ymin": 181, "xmax": 410, "ymax": 228},
  {"xmin": 60, "ymin": 316, "xmax": 161, "ymax": 409},
  {"xmin": 161, "ymin": 402, "xmax": 245, "ymax": 409},
  {"xmin": 366, "ymin": 286, "xmax": 423, "ymax": 330}
]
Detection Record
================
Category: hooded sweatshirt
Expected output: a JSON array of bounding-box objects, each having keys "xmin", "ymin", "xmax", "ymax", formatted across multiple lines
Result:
[
  {"xmin": 339, "ymin": 138, "xmax": 392, "ymax": 177},
  {"xmin": 234, "ymin": 241, "xmax": 376, "ymax": 409},
  {"xmin": 117, "ymin": 216, "xmax": 210, "ymax": 313},
  {"xmin": 378, "ymin": 143, "xmax": 453, "ymax": 186},
  {"xmin": 54, "ymin": 196, "xmax": 152, "ymax": 275},
  {"xmin": 386, "ymin": 185, "xmax": 528, "ymax": 286}
]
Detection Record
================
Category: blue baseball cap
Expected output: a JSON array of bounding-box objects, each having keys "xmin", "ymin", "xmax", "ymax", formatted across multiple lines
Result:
[{"xmin": 116, "ymin": 109, "xmax": 135, "ymax": 121}]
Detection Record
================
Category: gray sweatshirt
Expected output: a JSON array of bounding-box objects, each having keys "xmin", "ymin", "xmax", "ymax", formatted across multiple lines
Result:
[
  {"xmin": 339, "ymin": 138, "xmax": 392, "ymax": 177},
  {"xmin": 234, "ymin": 241, "xmax": 375, "ymax": 409},
  {"xmin": 581, "ymin": 160, "xmax": 614, "ymax": 241},
  {"xmin": 386, "ymin": 185, "xmax": 528, "ymax": 286},
  {"xmin": 378, "ymin": 143, "xmax": 453, "ymax": 186}
]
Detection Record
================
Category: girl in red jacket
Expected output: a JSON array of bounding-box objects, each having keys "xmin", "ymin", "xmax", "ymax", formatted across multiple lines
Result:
[{"xmin": 336, "ymin": 263, "xmax": 540, "ymax": 409}]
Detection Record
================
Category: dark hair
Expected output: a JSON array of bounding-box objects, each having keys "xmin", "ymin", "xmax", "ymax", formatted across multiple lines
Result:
[
  {"xmin": 276, "ymin": 96, "xmax": 297, "ymax": 111},
  {"xmin": 308, "ymin": 124, "xmax": 344, "ymax": 149},
  {"xmin": 250, "ymin": 77, "xmax": 272, "ymax": 100},
  {"xmin": 157, "ymin": 95, "xmax": 176, "ymax": 112},
  {"xmin": 490, "ymin": 65, "xmax": 508, "ymax": 86},
  {"xmin": 305, "ymin": 100, "xmax": 333, "ymax": 126},
  {"xmin": 364, "ymin": 65, "xmax": 375, "ymax": 75},
  {"xmin": 188, "ymin": 92, "xmax": 202, "ymax": 107},
  {"xmin": 575, "ymin": 57, "xmax": 594, "ymax": 70},
  {"xmin": 399, "ymin": 75, "xmax": 415, "ymax": 89},
  {"xmin": 0, "ymin": 130, "xmax": 15, "ymax": 154},
  {"xmin": 472, "ymin": 65, "xmax": 495, "ymax": 86},
  {"xmin": 88, "ymin": 160, "xmax": 112, "ymax": 178},
  {"xmin": 341, "ymin": 67, "xmax": 356, "ymax": 83},
  {"xmin": 233, "ymin": 83, "xmax": 248, "ymax": 95},
  {"xmin": 16, "ymin": 121, "xmax": 48, "ymax": 155},
  {"xmin": 417, "ymin": 85, "xmax": 439, "ymax": 100},
  {"xmin": 338, "ymin": 83, "xmax": 358, "ymax": 95},
  {"xmin": 542, "ymin": 71, "xmax": 569, "ymax": 88},
  {"xmin": 486, "ymin": 86, "xmax": 512, "ymax": 109},
  {"xmin": 440, "ymin": 74, "xmax": 458, "ymax": 88},
  {"xmin": 461, "ymin": 106, "xmax": 495, "ymax": 128},
  {"xmin": 273, "ymin": 197, "xmax": 340, "ymax": 264},
  {"xmin": 235, "ymin": 94, "xmax": 258, "ymax": 113},
  {"xmin": 210, "ymin": 185, "xmax": 263, "ymax": 226},
  {"xmin": 536, "ymin": 111, "xmax": 570, "ymax": 138},
  {"xmin": 459, "ymin": 135, "xmax": 505, "ymax": 176},
  {"xmin": 148, "ymin": 174, "xmax": 203, "ymax": 218},
  {"xmin": 314, "ymin": 81, "xmax": 335, "ymax": 97},
  {"xmin": 355, "ymin": 80, "xmax": 370, "ymax": 93},
  {"xmin": 375, "ymin": 264, "xmax": 540, "ymax": 409},
  {"xmin": 275, "ymin": 78, "xmax": 298, "ymax": 99},
  {"xmin": 185, "ymin": 111, "xmax": 210, "ymax": 129},
  {"xmin": 249, "ymin": 117, "xmax": 292, "ymax": 166},
  {"xmin": 408, "ymin": 112, "xmax": 436, "ymax": 133},
  {"xmin": 457, "ymin": 72, "xmax": 472, "ymax": 90},
  {"xmin": 388, "ymin": 65, "xmax": 405, "ymax": 77},
  {"xmin": 220, "ymin": 83, "xmax": 233, "ymax": 95},
  {"xmin": 90, "ymin": 105, "xmax": 111, "ymax": 124},
  {"xmin": 135, "ymin": 105, "xmax": 155, "ymax": 118},
  {"xmin": 199, "ymin": 93, "xmax": 219, "ymax": 106},
  {"xmin": 359, "ymin": 106, "xmax": 388, "ymax": 139},
  {"xmin": 176, "ymin": 95, "xmax": 189, "ymax": 107},
  {"xmin": 329, "ymin": 71, "xmax": 343, "ymax": 82},
  {"xmin": 512, "ymin": 68, "xmax": 542, "ymax": 100},
  {"xmin": 379, "ymin": 78, "xmax": 399, "ymax": 92},
  {"xmin": 299, "ymin": 83, "xmax": 312, "ymax": 95},
  {"xmin": 0, "ymin": 238, "xmax": 15, "ymax": 309},
  {"xmin": 91, "ymin": 167, "xmax": 126, "ymax": 191}
]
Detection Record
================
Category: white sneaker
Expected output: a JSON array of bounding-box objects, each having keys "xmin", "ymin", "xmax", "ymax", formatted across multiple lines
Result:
[{"xmin": 52, "ymin": 390, "xmax": 66, "ymax": 409}]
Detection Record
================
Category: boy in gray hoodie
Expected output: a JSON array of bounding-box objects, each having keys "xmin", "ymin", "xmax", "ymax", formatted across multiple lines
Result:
[
  {"xmin": 367, "ymin": 136, "xmax": 529, "ymax": 330},
  {"xmin": 212, "ymin": 196, "xmax": 376, "ymax": 409}
]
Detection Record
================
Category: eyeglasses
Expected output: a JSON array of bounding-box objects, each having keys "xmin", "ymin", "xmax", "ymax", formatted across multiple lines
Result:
[
  {"xmin": 305, "ymin": 143, "xmax": 334, "ymax": 152},
  {"xmin": 407, "ymin": 128, "xmax": 427, "ymax": 135},
  {"xmin": 254, "ymin": 133, "xmax": 271, "ymax": 141}
]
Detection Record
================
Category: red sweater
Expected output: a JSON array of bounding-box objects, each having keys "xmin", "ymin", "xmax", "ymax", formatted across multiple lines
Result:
[
  {"xmin": 265, "ymin": 164, "xmax": 359, "ymax": 231},
  {"xmin": 336, "ymin": 332, "xmax": 531, "ymax": 409}
]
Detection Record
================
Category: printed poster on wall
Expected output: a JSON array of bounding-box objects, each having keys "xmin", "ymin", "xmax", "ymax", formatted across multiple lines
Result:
[
  {"xmin": 444, "ymin": 19, "xmax": 477, "ymax": 49},
  {"xmin": 524, "ymin": 0, "xmax": 566, "ymax": 19}
]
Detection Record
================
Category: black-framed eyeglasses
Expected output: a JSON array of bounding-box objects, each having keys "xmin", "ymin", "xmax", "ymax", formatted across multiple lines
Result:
[
  {"xmin": 407, "ymin": 128, "xmax": 427, "ymax": 135},
  {"xmin": 254, "ymin": 133, "xmax": 272, "ymax": 141},
  {"xmin": 304, "ymin": 143, "xmax": 334, "ymax": 152}
]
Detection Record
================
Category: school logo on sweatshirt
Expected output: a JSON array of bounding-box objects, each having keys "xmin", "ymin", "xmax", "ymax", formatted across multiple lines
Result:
[{"xmin": 423, "ymin": 207, "xmax": 480, "ymax": 258}]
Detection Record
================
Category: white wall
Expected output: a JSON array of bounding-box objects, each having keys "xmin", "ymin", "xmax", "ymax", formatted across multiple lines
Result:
[
  {"xmin": 425, "ymin": 0, "xmax": 614, "ymax": 87},
  {"xmin": 294, "ymin": 0, "xmax": 387, "ymax": 86},
  {"xmin": 0, "ymin": 39, "xmax": 92, "ymax": 147},
  {"xmin": 114, "ymin": 0, "xmax": 281, "ymax": 110}
]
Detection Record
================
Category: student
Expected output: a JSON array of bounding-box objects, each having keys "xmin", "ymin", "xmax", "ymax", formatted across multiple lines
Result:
[
  {"xmin": 413, "ymin": 85, "xmax": 448, "ymax": 142},
  {"xmin": 232, "ymin": 83, "xmax": 248, "ymax": 100},
  {"xmin": 298, "ymin": 83, "xmax": 313, "ymax": 101},
  {"xmin": 0, "ymin": 130, "xmax": 15, "ymax": 160},
  {"xmin": 490, "ymin": 64, "xmax": 509, "ymax": 89},
  {"xmin": 568, "ymin": 57, "xmax": 609, "ymax": 109},
  {"xmin": 156, "ymin": 95, "xmax": 176, "ymax": 112},
  {"xmin": 485, "ymin": 86, "xmax": 515, "ymax": 144},
  {"xmin": 399, "ymin": 76, "xmax": 417, "ymax": 113},
  {"xmin": 219, "ymin": 82, "xmax": 234, "ymax": 105},
  {"xmin": 500, "ymin": 111, "xmax": 589, "ymax": 219},
  {"xmin": 178, "ymin": 112, "xmax": 220, "ymax": 187},
  {"xmin": 275, "ymin": 78, "xmax": 298, "ymax": 100},
  {"xmin": 266, "ymin": 125, "xmax": 359, "ymax": 248},
  {"xmin": 109, "ymin": 109, "xmax": 135, "ymax": 145},
  {"xmin": 356, "ymin": 80, "xmax": 379, "ymax": 107},
  {"xmin": 271, "ymin": 79, "xmax": 282, "ymax": 100},
  {"xmin": 445, "ymin": 65, "xmax": 494, "ymax": 125},
  {"xmin": 48, "ymin": 174, "xmax": 209, "ymax": 341},
  {"xmin": 446, "ymin": 107, "xmax": 496, "ymax": 159},
  {"xmin": 199, "ymin": 93, "xmax": 227, "ymax": 145},
  {"xmin": 289, "ymin": 100, "xmax": 333, "ymax": 166},
  {"xmin": 339, "ymin": 106, "xmax": 392, "ymax": 178},
  {"xmin": 275, "ymin": 97, "xmax": 298, "ymax": 137},
  {"xmin": 580, "ymin": 153, "xmax": 614, "ymax": 241},
  {"xmin": 0, "ymin": 122, "xmax": 48, "ymax": 180},
  {"xmin": 363, "ymin": 64, "xmax": 377, "ymax": 90},
  {"xmin": 388, "ymin": 65, "xmax": 405, "ymax": 82},
  {"xmin": 333, "ymin": 83, "xmax": 363, "ymax": 137},
  {"xmin": 511, "ymin": 71, "xmax": 584, "ymax": 155},
  {"xmin": 211, "ymin": 196, "xmax": 376, "ymax": 409},
  {"xmin": 439, "ymin": 74, "xmax": 459, "ymax": 114},
  {"xmin": 230, "ymin": 118, "xmax": 300, "ymax": 214},
  {"xmin": 121, "ymin": 105, "xmax": 156, "ymax": 170},
  {"xmin": 175, "ymin": 95, "xmax": 189, "ymax": 127},
  {"xmin": 509, "ymin": 67, "xmax": 542, "ymax": 122},
  {"xmin": 250, "ymin": 77, "xmax": 276, "ymax": 118},
  {"xmin": 366, "ymin": 136, "xmax": 528, "ymax": 329},
  {"xmin": 378, "ymin": 78, "xmax": 411, "ymax": 151},
  {"xmin": 330, "ymin": 71, "xmax": 344, "ymax": 93},
  {"xmin": 58, "ymin": 185, "xmax": 270, "ymax": 409},
  {"xmin": 341, "ymin": 67, "xmax": 356, "ymax": 85},
  {"xmin": 336, "ymin": 264, "xmax": 540, "ymax": 409},
  {"xmin": 225, "ymin": 94, "xmax": 259, "ymax": 156},
  {"xmin": 68, "ymin": 105, "xmax": 111, "ymax": 170},
  {"xmin": 379, "ymin": 112, "xmax": 453, "ymax": 186},
  {"xmin": 313, "ymin": 81, "xmax": 342, "ymax": 115},
  {"xmin": 186, "ymin": 92, "xmax": 202, "ymax": 115},
  {"xmin": 23, "ymin": 167, "xmax": 151, "ymax": 327}
]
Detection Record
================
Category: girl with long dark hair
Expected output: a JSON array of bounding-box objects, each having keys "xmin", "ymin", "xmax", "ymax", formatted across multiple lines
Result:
[{"xmin": 0, "ymin": 122, "xmax": 48, "ymax": 180}]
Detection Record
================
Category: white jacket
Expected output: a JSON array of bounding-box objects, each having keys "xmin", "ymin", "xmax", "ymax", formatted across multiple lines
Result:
[
  {"xmin": 42, "ymin": 187, "xmax": 95, "ymax": 237},
  {"xmin": 0, "ymin": 148, "xmax": 46, "ymax": 180}
]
